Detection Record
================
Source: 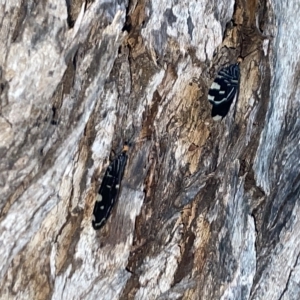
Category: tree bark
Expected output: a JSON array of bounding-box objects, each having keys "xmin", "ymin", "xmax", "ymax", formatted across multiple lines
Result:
[{"xmin": 1, "ymin": 0, "xmax": 299, "ymax": 299}]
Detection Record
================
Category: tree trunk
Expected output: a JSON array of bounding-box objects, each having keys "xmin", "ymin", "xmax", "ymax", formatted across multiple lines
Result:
[{"xmin": 1, "ymin": 0, "xmax": 299, "ymax": 299}]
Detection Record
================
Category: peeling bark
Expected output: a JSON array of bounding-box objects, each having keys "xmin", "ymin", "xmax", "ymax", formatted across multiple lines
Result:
[{"xmin": 1, "ymin": 0, "xmax": 299, "ymax": 299}]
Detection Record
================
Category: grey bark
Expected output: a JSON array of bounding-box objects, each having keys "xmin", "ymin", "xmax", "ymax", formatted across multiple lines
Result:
[{"xmin": 0, "ymin": 0, "xmax": 299, "ymax": 299}]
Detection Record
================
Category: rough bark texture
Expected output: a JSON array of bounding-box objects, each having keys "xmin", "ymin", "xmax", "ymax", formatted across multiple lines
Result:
[{"xmin": 0, "ymin": 0, "xmax": 299, "ymax": 299}]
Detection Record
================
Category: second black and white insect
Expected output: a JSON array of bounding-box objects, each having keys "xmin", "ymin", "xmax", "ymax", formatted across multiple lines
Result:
[
  {"xmin": 92, "ymin": 143, "xmax": 129, "ymax": 230},
  {"xmin": 208, "ymin": 63, "xmax": 240, "ymax": 120}
]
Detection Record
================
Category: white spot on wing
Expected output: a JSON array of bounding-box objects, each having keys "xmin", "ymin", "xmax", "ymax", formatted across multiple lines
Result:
[
  {"xmin": 211, "ymin": 82, "xmax": 221, "ymax": 90},
  {"xmin": 96, "ymin": 194, "xmax": 103, "ymax": 202},
  {"xmin": 213, "ymin": 115, "xmax": 223, "ymax": 121}
]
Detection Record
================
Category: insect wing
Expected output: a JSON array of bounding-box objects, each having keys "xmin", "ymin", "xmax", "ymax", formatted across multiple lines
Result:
[
  {"xmin": 92, "ymin": 152, "xmax": 128, "ymax": 230},
  {"xmin": 208, "ymin": 64, "xmax": 240, "ymax": 119}
]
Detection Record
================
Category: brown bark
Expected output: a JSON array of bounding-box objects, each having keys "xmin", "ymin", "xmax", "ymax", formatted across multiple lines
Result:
[{"xmin": 1, "ymin": 0, "xmax": 299, "ymax": 299}]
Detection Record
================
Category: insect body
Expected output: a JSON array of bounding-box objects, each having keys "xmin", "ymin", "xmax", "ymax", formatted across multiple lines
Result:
[
  {"xmin": 208, "ymin": 63, "xmax": 240, "ymax": 120},
  {"xmin": 92, "ymin": 143, "xmax": 129, "ymax": 230}
]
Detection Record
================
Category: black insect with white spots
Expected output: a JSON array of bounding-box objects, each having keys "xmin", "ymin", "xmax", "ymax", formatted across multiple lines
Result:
[
  {"xmin": 92, "ymin": 143, "xmax": 129, "ymax": 230},
  {"xmin": 208, "ymin": 62, "xmax": 240, "ymax": 120}
]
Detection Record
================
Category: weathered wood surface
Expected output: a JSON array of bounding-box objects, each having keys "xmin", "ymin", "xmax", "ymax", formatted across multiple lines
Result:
[{"xmin": 0, "ymin": 0, "xmax": 299, "ymax": 299}]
